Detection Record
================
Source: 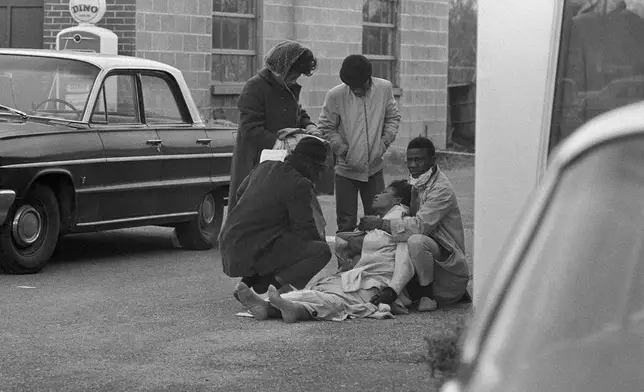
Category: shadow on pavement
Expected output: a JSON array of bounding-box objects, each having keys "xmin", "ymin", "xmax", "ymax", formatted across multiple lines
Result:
[{"xmin": 50, "ymin": 227, "xmax": 177, "ymax": 264}]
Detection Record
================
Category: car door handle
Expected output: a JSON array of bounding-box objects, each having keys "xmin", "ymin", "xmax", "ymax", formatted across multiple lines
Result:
[
  {"xmin": 146, "ymin": 139, "xmax": 163, "ymax": 146},
  {"xmin": 196, "ymin": 138, "xmax": 211, "ymax": 145}
]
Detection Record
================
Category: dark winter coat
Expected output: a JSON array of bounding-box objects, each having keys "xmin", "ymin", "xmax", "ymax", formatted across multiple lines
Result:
[
  {"xmin": 220, "ymin": 160, "xmax": 321, "ymax": 278},
  {"xmin": 227, "ymin": 68, "xmax": 314, "ymax": 210}
]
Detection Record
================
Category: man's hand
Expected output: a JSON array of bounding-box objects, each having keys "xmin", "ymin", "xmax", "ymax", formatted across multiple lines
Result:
[
  {"xmin": 359, "ymin": 215, "xmax": 383, "ymax": 231},
  {"xmin": 370, "ymin": 287, "xmax": 398, "ymax": 305},
  {"xmin": 305, "ymin": 124, "xmax": 323, "ymax": 137}
]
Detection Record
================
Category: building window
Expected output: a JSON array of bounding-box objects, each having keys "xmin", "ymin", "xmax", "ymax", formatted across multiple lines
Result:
[
  {"xmin": 212, "ymin": 0, "xmax": 258, "ymax": 84},
  {"xmin": 362, "ymin": 0, "xmax": 397, "ymax": 84}
]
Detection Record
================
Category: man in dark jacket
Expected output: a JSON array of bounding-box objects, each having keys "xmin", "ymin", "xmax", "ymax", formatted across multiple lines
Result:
[{"xmin": 220, "ymin": 138, "xmax": 332, "ymax": 298}]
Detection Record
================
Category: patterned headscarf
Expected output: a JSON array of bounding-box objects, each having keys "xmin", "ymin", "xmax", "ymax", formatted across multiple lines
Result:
[{"xmin": 265, "ymin": 40, "xmax": 309, "ymax": 81}]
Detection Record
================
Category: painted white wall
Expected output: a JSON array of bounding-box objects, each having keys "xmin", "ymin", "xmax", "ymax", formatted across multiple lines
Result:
[{"xmin": 474, "ymin": 0, "xmax": 563, "ymax": 306}]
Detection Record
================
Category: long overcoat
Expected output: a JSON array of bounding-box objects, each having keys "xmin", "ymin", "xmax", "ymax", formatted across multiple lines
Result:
[{"xmin": 227, "ymin": 68, "xmax": 314, "ymax": 210}]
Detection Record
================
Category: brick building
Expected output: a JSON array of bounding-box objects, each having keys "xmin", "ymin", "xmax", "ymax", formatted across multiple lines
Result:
[{"xmin": 6, "ymin": 0, "xmax": 449, "ymax": 148}]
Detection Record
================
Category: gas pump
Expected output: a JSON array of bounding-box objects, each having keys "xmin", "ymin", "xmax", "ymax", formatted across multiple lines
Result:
[
  {"xmin": 55, "ymin": 0, "xmax": 117, "ymax": 113},
  {"xmin": 56, "ymin": 0, "xmax": 116, "ymax": 54}
]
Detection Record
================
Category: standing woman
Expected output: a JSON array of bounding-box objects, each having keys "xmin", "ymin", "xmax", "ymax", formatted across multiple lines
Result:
[{"xmin": 227, "ymin": 40, "xmax": 320, "ymax": 211}]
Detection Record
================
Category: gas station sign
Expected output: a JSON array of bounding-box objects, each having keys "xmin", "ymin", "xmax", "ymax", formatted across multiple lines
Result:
[{"xmin": 69, "ymin": 0, "xmax": 107, "ymax": 25}]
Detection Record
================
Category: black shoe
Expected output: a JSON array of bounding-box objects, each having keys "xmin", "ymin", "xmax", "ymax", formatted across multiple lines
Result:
[{"xmin": 458, "ymin": 291, "xmax": 473, "ymax": 304}]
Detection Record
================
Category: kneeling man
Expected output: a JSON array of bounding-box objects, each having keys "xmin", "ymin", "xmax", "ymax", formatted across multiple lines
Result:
[
  {"xmin": 361, "ymin": 137, "xmax": 471, "ymax": 311},
  {"xmin": 219, "ymin": 138, "xmax": 332, "ymax": 298}
]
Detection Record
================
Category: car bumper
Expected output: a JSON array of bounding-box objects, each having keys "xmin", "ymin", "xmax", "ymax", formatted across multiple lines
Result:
[{"xmin": 0, "ymin": 190, "xmax": 16, "ymax": 225}]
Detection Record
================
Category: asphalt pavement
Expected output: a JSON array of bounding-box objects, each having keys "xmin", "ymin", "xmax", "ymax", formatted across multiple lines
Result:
[{"xmin": 0, "ymin": 167, "xmax": 474, "ymax": 392}]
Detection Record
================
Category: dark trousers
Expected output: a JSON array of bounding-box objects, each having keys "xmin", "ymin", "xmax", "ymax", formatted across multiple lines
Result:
[
  {"xmin": 335, "ymin": 170, "xmax": 385, "ymax": 233},
  {"xmin": 275, "ymin": 240, "xmax": 331, "ymax": 289},
  {"xmin": 258, "ymin": 236, "xmax": 332, "ymax": 290}
]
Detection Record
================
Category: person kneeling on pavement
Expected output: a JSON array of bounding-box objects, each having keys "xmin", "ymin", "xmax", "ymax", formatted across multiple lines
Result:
[
  {"xmin": 219, "ymin": 137, "xmax": 332, "ymax": 300},
  {"xmin": 233, "ymin": 180, "xmax": 417, "ymax": 323},
  {"xmin": 360, "ymin": 137, "xmax": 471, "ymax": 312}
]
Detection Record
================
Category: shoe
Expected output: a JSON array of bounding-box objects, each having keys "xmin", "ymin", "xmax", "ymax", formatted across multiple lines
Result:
[
  {"xmin": 417, "ymin": 297, "xmax": 438, "ymax": 312},
  {"xmin": 458, "ymin": 291, "xmax": 473, "ymax": 304}
]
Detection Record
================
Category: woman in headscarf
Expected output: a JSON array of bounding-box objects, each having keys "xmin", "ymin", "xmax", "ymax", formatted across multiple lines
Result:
[{"xmin": 227, "ymin": 41, "xmax": 319, "ymax": 211}]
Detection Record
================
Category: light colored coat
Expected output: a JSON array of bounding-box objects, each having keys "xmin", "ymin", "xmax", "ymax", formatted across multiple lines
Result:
[
  {"xmin": 280, "ymin": 205, "xmax": 412, "ymax": 321},
  {"xmin": 318, "ymin": 77, "xmax": 401, "ymax": 182},
  {"xmin": 389, "ymin": 166, "xmax": 471, "ymax": 305}
]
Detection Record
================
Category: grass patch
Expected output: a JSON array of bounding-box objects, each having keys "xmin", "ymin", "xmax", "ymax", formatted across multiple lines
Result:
[{"xmin": 424, "ymin": 315, "xmax": 468, "ymax": 380}]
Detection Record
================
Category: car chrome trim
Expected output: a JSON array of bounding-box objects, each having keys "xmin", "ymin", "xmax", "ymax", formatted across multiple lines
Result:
[
  {"xmin": 0, "ymin": 158, "xmax": 106, "ymax": 169},
  {"xmin": 76, "ymin": 211, "xmax": 198, "ymax": 227},
  {"xmin": 0, "ymin": 153, "xmax": 233, "ymax": 169},
  {"xmin": 76, "ymin": 176, "xmax": 230, "ymax": 194},
  {"xmin": 0, "ymin": 190, "xmax": 17, "ymax": 225},
  {"xmin": 75, "ymin": 178, "xmax": 213, "ymax": 193}
]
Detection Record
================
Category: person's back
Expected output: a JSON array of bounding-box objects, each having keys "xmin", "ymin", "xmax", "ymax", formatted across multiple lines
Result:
[
  {"xmin": 220, "ymin": 159, "xmax": 318, "ymax": 277},
  {"xmin": 228, "ymin": 160, "xmax": 296, "ymax": 239},
  {"xmin": 220, "ymin": 137, "xmax": 331, "ymax": 295}
]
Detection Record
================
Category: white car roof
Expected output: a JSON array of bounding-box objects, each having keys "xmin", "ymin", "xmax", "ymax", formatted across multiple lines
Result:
[
  {"xmin": 0, "ymin": 48, "xmax": 181, "ymax": 75},
  {"xmin": 0, "ymin": 48, "xmax": 204, "ymax": 125}
]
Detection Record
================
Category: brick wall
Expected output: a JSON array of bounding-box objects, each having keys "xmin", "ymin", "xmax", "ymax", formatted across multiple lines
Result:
[
  {"xmin": 43, "ymin": 0, "xmax": 136, "ymax": 55},
  {"xmin": 260, "ymin": 0, "xmax": 449, "ymax": 150},
  {"xmin": 262, "ymin": 0, "xmax": 362, "ymax": 127},
  {"xmin": 135, "ymin": 0, "xmax": 212, "ymax": 116},
  {"xmin": 207, "ymin": 0, "xmax": 450, "ymax": 148},
  {"xmin": 398, "ymin": 0, "xmax": 449, "ymax": 149}
]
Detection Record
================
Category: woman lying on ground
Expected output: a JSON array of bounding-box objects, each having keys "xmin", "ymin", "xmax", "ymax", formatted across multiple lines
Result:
[{"xmin": 234, "ymin": 180, "xmax": 416, "ymax": 323}]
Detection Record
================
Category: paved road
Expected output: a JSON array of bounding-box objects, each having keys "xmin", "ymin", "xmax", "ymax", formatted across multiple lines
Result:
[{"xmin": 0, "ymin": 168, "xmax": 473, "ymax": 392}]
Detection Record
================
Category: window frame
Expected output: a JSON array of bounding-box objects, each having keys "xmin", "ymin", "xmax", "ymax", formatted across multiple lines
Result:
[
  {"xmin": 211, "ymin": 0, "xmax": 263, "ymax": 95},
  {"xmin": 362, "ymin": 0, "xmax": 400, "ymax": 88},
  {"xmin": 138, "ymin": 70, "xmax": 193, "ymax": 126},
  {"xmin": 89, "ymin": 71, "xmax": 143, "ymax": 126}
]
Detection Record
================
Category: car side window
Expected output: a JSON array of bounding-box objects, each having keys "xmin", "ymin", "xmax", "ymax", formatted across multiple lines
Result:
[
  {"xmin": 139, "ymin": 74, "xmax": 188, "ymax": 124},
  {"xmin": 91, "ymin": 74, "xmax": 141, "ymax": 125},
  {"xmin": 549, "ymin": 2, "xmax": 644, "ymax": 154}
]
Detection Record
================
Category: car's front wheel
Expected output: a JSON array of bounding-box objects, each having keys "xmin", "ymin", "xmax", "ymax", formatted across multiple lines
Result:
[
  {"xmin": 0, "ymin": 185, "xmax": 61, "ymax": 274},
  {"xmin": 174, "ymin": 191, "xmax": 224, "ymax": 250}
]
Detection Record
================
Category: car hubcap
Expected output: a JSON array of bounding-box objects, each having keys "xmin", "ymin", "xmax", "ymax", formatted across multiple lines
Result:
[
  {"xmin": 12, "ymin": 205, "xmax": 43, "ymax": 247},
  {"xmin": 200, "ymin": 194, "xmax": 215, "ymax": 225}
]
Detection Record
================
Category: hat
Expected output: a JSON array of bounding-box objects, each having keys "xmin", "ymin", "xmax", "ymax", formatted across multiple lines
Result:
[
  {"xmin": 292, "ymin": 137, "xmax": 328, "ymax": 167},
  {"xmin": 339, "ymin": 54, "xmax": 372, "ymax": 88}
]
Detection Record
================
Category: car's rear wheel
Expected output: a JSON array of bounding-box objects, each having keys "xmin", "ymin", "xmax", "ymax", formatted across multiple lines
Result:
[
  {"xmin": 0, "ymin": 185, "xmax": 60, "ymax": 274},
  {"xmin": 174, "ymin": 191, "xmax": 224, "ymax": 250}
]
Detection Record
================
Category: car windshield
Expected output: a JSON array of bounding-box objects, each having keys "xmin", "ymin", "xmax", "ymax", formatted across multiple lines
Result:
[
  {"xmin": 0, "ymin": 54, "xmax": 100, "ymax": 121},
  {"xmin": 479, "ymin": 135, "xmax": 644, "ymax": 380}
]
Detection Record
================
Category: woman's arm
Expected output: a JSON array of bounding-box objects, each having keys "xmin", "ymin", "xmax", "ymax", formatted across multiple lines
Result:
[
  {"xmin": 297, "ymin": 104, "xmax": 315, "ymax": 129},
  {"xmin": 237, "ymin": 81, "xmax": 279, "ymax": 150}
]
